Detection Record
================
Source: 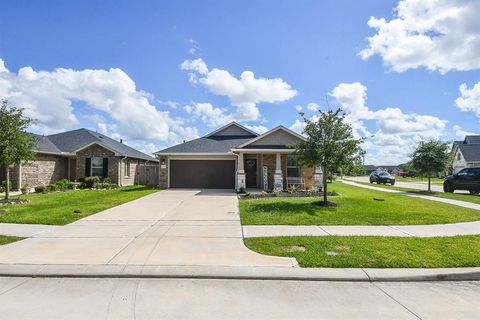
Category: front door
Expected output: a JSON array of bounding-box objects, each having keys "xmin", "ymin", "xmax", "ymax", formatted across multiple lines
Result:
[{"xmin": 245, "ymin": 159, "xmax": 257, "ymax": 187}]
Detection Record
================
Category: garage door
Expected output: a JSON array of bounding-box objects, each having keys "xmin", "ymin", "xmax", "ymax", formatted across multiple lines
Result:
[{"xmin": 170, "ymin": 160, "xmax": 235, "ymax": 189}]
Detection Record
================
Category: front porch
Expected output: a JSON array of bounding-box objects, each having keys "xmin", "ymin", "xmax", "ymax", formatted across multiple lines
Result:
[{"xmin": 233, "ymin": 150, "xmax": 323, "ymax": 192}]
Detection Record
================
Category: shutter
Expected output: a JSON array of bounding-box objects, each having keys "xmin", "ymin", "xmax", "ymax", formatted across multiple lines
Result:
[
  {"xmin": 102, "ymin": 158, "xmax": 108, "ymax": 177},
  {"xmin": 85, "ymin": 158, "xmax": 91, "ymax": 177}
]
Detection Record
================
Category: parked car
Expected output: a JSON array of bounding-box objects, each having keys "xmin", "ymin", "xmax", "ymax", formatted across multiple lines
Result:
[
  {"xmin": 398, "ymin": 171, "xmax": 416, "ymax": 177},
  {"xmin": 369, "ymin": 171, "xmax": 396, "ymax": 185},
  {"xmin": 443, "ymin": 167, "xmax": 480, "ymax": 194}
]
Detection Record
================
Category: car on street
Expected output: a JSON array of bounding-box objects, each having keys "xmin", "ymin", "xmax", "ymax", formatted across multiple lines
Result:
[
  {"xmin": 369, "ymin": 171, "xmax": 396, "ymax": 185},
  {"xmin": 443, "ymin": 167, "xmax": 480, "ymax": 194}
]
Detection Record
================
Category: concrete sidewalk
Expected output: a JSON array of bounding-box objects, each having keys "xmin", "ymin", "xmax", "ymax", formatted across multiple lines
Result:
[
  {"xmin": 0, "ymin": 223, "xmax": 60, "ymax": 237},
  {"xmin": 342, "ymin": 180, "xmax": 480, "ymax": 210},
  {"xmin": 243, "ymin": 220, "xmax": 480, "ymax": 237}
]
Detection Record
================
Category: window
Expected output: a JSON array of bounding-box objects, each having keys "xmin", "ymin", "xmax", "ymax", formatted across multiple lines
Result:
[
  {"xmin": 457, "ymin": 152, "xmax": 461, "ymax": 160},
  {"xmin": 286, "ymin": 156, "xmax": 300, "ymax": 177},
  {"xmin": 91, "ymin": 157, "xmax": 103, "ymax": 177},
  {"xmin": 124, "ymin": 159, "xmax": 130, "ymax": 177}
]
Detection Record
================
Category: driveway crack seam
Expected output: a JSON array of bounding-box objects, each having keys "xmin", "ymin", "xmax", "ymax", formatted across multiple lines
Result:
[{"xmin": 371, "ymin": 282, "xmax": 423, "ymax": 320}]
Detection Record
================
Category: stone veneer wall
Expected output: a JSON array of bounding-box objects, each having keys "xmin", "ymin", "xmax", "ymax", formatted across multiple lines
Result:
[
  {"xmin": 158, "ymin": 156, "xmax": 168, "ymax": 188},
  {"xmin": 76, "ymin": 144, "xmax": 120, "ymax": 184},
  {"xmin": 260, "ymin": 154, "xmax": 313, "ymax": 191}
]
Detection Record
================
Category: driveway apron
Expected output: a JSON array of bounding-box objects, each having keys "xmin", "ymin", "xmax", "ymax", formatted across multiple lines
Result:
[{"xmin": 0, "ymin": 190, "xmax": 296, "ymax": 267}]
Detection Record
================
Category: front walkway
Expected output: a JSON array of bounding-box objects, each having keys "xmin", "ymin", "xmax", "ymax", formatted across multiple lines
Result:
[{"xmin": 0, "ymin": 190, "xmax": 296, "ymax": 267}]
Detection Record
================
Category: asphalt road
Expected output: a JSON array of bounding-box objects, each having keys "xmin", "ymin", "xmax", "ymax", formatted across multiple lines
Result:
[
  {"xmin": 0, "ymin": 277, "xmax": 478, "ymax": 319},
  {"xmin": 347, "ymin": 176, "xmax": 446, "ymax": 192}
]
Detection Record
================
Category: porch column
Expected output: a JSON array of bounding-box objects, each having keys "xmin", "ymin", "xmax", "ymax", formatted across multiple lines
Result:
[
  {"xmin": 273, "ymin": 153, "xmax": 283, "ymax": 192},
  {"xmin": 313, "ymin": 165, "xmax": 323, "ymax": 191},
  {"xmin": 237, "ymin": 152, "xmax": 246, "ymax": 191}
]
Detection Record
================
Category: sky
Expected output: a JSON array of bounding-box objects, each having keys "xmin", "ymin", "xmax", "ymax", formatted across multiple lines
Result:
[{"xmin": 0, "ymin": 0, "xmax": 479, "ymax": 165}]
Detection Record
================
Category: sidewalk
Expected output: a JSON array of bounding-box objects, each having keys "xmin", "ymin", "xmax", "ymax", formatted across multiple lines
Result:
[
  {"xmin": 243, "ymin": 220, "xmax": 480, "ymax": 238},
  {"xmin": 342, "ymin": 180, "xmax": 480, "ymax": 211}
]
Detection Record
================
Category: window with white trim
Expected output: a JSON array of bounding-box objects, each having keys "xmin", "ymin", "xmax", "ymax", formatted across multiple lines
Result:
[
  {"xmin": 124, "ymin": 159, "xmax": 130, "ymax": 177},
  {"xmin": 286, "ymin": 156, "xmax": 300, "ymax": 177},
  {"xmin": 91, "ymin": 157, "xmax": 103, "ymax": 177}
]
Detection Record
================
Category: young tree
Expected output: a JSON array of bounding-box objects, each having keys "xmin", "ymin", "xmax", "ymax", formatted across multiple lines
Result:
[
  {"xmin": 0, "ymin": 100, "xmax": 37, "ymax": 200},
  {"xmin": 410, "ymin": 140, "xmax": 450, "ymax": 192},
  {"xmin": 295, "ymin": 108, "xmax": 363, "ymax": 205}
]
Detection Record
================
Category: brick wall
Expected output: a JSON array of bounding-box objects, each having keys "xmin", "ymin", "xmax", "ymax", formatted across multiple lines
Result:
[
  {"xmin": 260, "ymin": 154, "xmax": 313, "ymax": 191},
  {"xmin": 76, "ymin": 144, "xmax": 120, "ymax": 184},
  {"xmin": 21, "ymin": 154, "xmax": 68, "ymax": 188}
]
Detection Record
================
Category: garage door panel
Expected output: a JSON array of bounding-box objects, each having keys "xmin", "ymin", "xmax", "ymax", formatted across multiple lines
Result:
[{"xmin": 170, "ymin": 160, "xmax": 235, "ymax": 189}]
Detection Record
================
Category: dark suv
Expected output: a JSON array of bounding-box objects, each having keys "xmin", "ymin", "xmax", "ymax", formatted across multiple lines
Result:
[
  {"xmin": 443, "ymin": 168, "xmax": 480, "ymax": 194},
  {"xmin": 369, "ymin": 171, "xmax": 396, "ymax": 185}
]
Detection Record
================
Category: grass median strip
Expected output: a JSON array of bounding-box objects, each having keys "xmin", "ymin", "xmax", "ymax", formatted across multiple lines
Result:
[
  {"xmin": 239, "ymin": 182, "xmax": 480, "ymax": 225},
  {"xmin": 244, "ymin": 235, "xmax": 480, "ymax": 268},
  {"xmin": 354, "ymin": 181, "xmax": 480, "ymax": 205},
  {"xmin": 0, "ymin": 185, "xmax": 159, "ymax": 225},
  {"xmin": 0, "ymin": 235, "xmax": 24, "ymax": 246}
]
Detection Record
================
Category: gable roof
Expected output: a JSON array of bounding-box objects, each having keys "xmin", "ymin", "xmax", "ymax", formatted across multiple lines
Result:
[
  {"xmin": 465, "ymin": 135, "xmax": 480, "ymax": 144},
  {"xmin": 205, "ymin": 122, "xmax": 259, "ymax": 137},
  {"xmin": 34, "ymin": 129, "xmax": 157, "ymax": 161},
  {"xmin": 155, "ymin": 135, "xmax": 256, "ymax": 155},
  {"xmin": 458, "ymin": 144, "xmax": 480, "ymax": 162},
  {"xmin": 236, "ymin": 125, "xmax": 306, "ymax": 149}
]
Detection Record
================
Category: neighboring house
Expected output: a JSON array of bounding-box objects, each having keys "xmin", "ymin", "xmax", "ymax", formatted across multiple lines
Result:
[
  {"xmin": 0, "ymin": 128, "xmax": 158, "ymax": 190},
  {"xmin": 154, "ymin": 122, "xmax": 323, "ymax": 191},
  {"xmin": 363, "ymin": 165, "xmax": 400, "ymax": 174},
  {"xmin": 451, "ymin": 135, "xmax": 480, "ymax": 174}
]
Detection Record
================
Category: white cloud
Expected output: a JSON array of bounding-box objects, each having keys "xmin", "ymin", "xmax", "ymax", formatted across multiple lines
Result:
[
  {"xmin": 181, "ymin": 58, "xmax": 297, "ymax": 121},
  {"xmin": 184, "ymin": 102, "xmax": 234, "ymax": 127},
  {"xmin": 0, "ymin": 57, "xmax": 197, "ymax": 152},
  {"xmin": 453, "ymin": 125, "xmax": 477, "ymax": 138},
  {"xmin": 187, "ymin": 39, "xmax": 200, "ymax": 55},
  {"xmin": 244, "ymin": 124, "xmax": 269, "ymax": 134},
  {"xmin": 306, "ymin": 102, "xmax": 320, "ymax": 112},
  {"xmin": 295, "ymin": 105, "xmax": 303, "ymax": 112},
  {"xmin": 0, "ymin": 58, "xmax": 7, "ymax": 73},
  {"xmin": 455, "ymin": 82, "xmax": 480, "ymax": 118},
  {"xmin": 359, "ymin": 0, "xmax": 480, "ymax": 73}
]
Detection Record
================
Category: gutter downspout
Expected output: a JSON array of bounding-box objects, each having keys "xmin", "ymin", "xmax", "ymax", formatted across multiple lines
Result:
[{"xmin": 120, "ymin": 156, "xmax": 127, "ymax": 186}]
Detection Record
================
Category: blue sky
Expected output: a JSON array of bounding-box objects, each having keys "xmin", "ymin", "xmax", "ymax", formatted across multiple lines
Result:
[{"xmin": 0, "ymin": 0, "xmax": 479, "ymax": 164}]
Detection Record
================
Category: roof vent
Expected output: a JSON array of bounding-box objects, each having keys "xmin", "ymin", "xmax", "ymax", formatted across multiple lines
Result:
[{"xmin": 120, "ymin": 139, "xmax": 123, "ymax": 144}]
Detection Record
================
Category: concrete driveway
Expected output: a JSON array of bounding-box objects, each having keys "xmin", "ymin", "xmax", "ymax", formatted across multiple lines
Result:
[{"xmin": 0, "ymin": 190, "xmax": 295, "ymax": 267}]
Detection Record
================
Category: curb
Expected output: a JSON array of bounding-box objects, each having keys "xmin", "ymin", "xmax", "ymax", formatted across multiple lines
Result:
[{"xmin": 0, "ymin": 264, "xmax": 479, "ymax": 282}]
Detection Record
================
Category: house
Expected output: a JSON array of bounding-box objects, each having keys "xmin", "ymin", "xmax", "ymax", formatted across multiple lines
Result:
[
  {"xmin": 363, "ymin": 165, "xmax": 400, "ymax": 175},
  {"xmin": 154, "ymin": 122, "xmax": 323, "ymax": 191},
  {"xmin": 0, "ymin": 128, "xmax": 158, "ymax": 190},
  {"xmin": 451, "ymin": 135, "xmax": 480, "ymax": 174}
]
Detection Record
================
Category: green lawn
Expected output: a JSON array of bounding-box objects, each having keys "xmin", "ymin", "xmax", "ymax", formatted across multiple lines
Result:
[
  {"xmin": 395, "ymin": 176, "xmax": 444, "ymax": 185},
  {"xmin": 355, "ymin": 181, "xmax": 480, "ymax": 205},
  {"xmin": 245, "ymin": 235, "xmax": 480, "ymax": 268},
  {"xmin": 239, "ymin": 182, "xmax": 480, "ymax": 225},
  {"xmin": 0, "ymin": 235, "xmax": 24, "ymax": 246},
  {"xmin": 0, "ymin": 185, "xmax": 159, "ymax": 225}
]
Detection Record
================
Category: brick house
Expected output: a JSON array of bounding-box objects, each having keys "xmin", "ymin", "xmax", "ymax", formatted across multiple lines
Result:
[
  {"xmin": 154, "ymin": 122, "xmax": 323, "ymax": 191},
  {"xmin": 0, "ymin": 129, "xmax": 158, "ymax": 190}
]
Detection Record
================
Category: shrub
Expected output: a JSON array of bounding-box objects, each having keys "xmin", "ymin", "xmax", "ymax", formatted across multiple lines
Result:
[
  {"xmin": 0, "ymin": 180, "xmax": 11, "ymax": 193},
  {"xmin": 21, "ymin": 183, "xmax": 30, "ymax": 195},
  {"xmin": 102, "ymin": 177, "xmax": 112, "ymax": 183},
  {"xmin": 46, "ymin": 184, "xmax": 57, "ymax": 192},
  {"xmin": 84, "ymin": 176, "xmax": 101, "ymax": 189},
  {"xmin": 34, "ymin": 186, "xmax": 46, "ymax": 193},
  {"xmin": 238, "ymin": 187, "xmax": 246, "ymax": 194},
  {"xmin": 55, "ymin": 179, "xmax": 72, "ymax": 191}
]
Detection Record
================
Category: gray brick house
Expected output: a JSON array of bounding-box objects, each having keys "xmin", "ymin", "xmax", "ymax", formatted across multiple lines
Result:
[
  {"xmin": 0, "ymin": 129, "xmax": 158, "ymax": 190},
  {"xmin": 154, "ymin": 122, "xmax": 323, "ymax": 191}
]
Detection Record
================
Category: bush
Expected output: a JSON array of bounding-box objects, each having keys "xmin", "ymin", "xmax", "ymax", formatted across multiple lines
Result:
[
  {"xmin": 21, "ymin": 183, "xmax": 30, "ymax": 195},
  {"xmin": 46, "ymin": 184, "xmax": 57, "ymax": 192},
  {"xmin": 0, "ymin": 180, "xmax": 11, "ymax": 193},
  {"xmin": 238, "ymin": 187, "xmax": 246, "ymax": 194},
  {"xmin": 34, "ymin": 186, "xmax": 46, "ymax": 193},
  {"xmin": 84, "ymin": 176, "xmax": 101, "ymax": 189},
  {"xmin": 102, "ymin": 177, "xmax": 112, "ymax": 183},
  {"xmin": 55, "ymin": 179, "xmax": 72, "ymax": 191}
]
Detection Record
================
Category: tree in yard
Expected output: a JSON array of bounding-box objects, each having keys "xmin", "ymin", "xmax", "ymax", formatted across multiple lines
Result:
[
  {"xmin": 295, "ymin": 108, "xmax": 363, "ymax": 205},
  {"xmin": 0, "ymin": 99, "xmax": 38, "ymax": 200},
  {"xmin": 410, "ymin": 140, "xmax": 450, "ymax": 192}
]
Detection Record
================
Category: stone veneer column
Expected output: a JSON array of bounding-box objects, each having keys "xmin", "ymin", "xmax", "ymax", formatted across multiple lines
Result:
[
  {"xmin": 237, "ymin": 152, "xmax": 246, "ymax": 191},
  {"xmin": 313, "ymin": 165, "xmax": 323, "ymax": 190},
  {"xmin": 273, "ymin": 153, "xmax": 283, "ymax": 191}
]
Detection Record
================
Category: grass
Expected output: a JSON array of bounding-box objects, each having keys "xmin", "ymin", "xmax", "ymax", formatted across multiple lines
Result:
[
  {"xmin": 239, "ymin": 182, "xmax": 480, "ymax": 225},
  {"xmin": 0, "ymin": 185, "xmax": 159, "ymax": 225},
  {"xmin": 245, "ymin": 235, "xmax": 480, "ymax": 268},
  {"xmin": 395, "ymin": 176, "xmax": 444, "ymax": 185},
  {"xmin": 0, "ymin": 235, "xmax": 24, "ymax": 246},
  {"xmin": 355, "ymin": 181, "xmax": 480, "ymax": 205}
]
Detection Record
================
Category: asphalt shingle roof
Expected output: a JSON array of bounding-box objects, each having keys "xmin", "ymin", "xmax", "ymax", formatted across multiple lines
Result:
[
  {"xmin": 465, "ymin": 135, "xmax": 480, "ymax": 144},
  {"xmin": 33, "ymin": 129, "xmax": 157, "ymax": 161},
  {"xmin": 157, "ymin": 135, "xmax": 257, "ymax": 154},
  {"xmin": 459, "ymin": 144, "xmax": 480, "ymax": 162}
]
